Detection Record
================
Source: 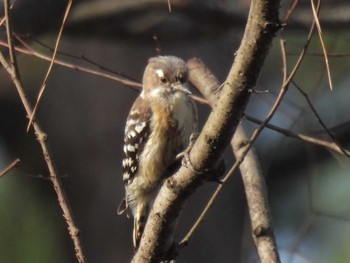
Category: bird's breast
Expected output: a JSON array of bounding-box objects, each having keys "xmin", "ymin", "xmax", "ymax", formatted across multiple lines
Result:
[{"xmin": 137, "ymin": 92, "xmax": 196, "ymax": 186}]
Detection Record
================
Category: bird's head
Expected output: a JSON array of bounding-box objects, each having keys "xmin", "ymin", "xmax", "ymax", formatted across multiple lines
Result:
[{"xmin": 142, "ymin": 56, "xmax": 192, "ymax": 98}]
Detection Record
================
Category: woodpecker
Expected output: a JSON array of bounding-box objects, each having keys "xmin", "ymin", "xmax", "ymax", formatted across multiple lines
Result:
[{"xmin": 117, "ymin": 56, "xmax": 198, "ymax": 249}]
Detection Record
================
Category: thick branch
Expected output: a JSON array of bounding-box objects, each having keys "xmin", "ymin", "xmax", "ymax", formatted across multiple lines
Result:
[{"xmin": 132, "ymin": 0, "xmax": 281, "ymax": 262}]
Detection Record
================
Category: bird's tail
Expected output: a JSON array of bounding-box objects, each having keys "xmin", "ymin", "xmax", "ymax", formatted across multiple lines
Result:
[{"xmin": 133, "ymin": 203, "xmax": 148, "ymax": 249}]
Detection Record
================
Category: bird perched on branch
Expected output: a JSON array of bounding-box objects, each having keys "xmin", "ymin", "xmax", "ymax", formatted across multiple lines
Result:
[{"xmin": 117, "ymin": 56, "xmax": 198, "ymax": 249}]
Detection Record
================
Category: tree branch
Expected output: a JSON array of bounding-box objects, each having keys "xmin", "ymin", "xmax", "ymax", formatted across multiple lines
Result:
[
  {"xmin": 27, "ymin": 0, "xmax": 73, "ymax": 131},
  {"xmin": 232, "ymin": 126, "xmax": 280, "ymax": 263},
  {"xmin": 132, "ymin": 0, "xmax": 281, "ymax": 261},
  {"xmin": 0, "ymin": 38, "xmax": 142, "ymax": 88},
  {"xmin": 183, "ymin": 58, "xmax": 280, "ymax": 262},
  {"xmin": 244, "ymin": 114, "xmax": 350, "ymax": 156},
  {"xmin": 0, "ymin": 38, "xmax": 209, "ymax": 106},
  {"xmin": 0, "ymin": 1, "xmax": 86, "ymax": 262},
  {"xmin": 0, "ymin": 158, "xmax": 20, "ymax": 177}
]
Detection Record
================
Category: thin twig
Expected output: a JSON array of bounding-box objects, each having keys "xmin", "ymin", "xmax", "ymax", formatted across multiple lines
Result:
[
  {"xmin": 0, "ymin": 0, "xmax": 15, "ymax": 26},
  {"xmin": 283, "ymin": 0, "xmax": 320, "ymax": 87},
  {"xmin": 21, "ymin": 34, "xmax": 139, "ymax": 80},
  {"xmin": 310, "ymin": 0, "xmax": 333, "ymax": 91},
  {"xmin": 244, "ymin": 114, "xmax": 350, "ymax": 155},
  {"xmin": 22, "ymin": 34, "xmax": 141, "ymax": 81},
  {"xmin": 0, "ymin": 39, "xmax": 142, "ymax": 89},
  {"xmin": 167, "ymin": 0, "xmax": 172, "ymax": 13},
  {"xmin": 27, "ymin": 0, "xmax": 73, "ymax": 132},
  {"xmin": 177, "ymin": 166, "xmax": 225, "ymax": 250},
  {"xmin": 4, "ymin": 0, "xmax": 19, "ymax": 77},
  {"xmin": 291, "ymin": 81, "xmax": 350, "ymax": 157},
  {"xmin": 0, "ymin": 158, "xmax": 20, "ymax": 177},
  {"xmin": 284, "ymin": 0, "xmax": 300, "ymax": 22},
  {"xmin": 80, "ymin": 54, "xmax": 138, "ymax": 80},
  {"xmin": 287, "ymin": 52, "xmax": 350, "ymax": 58},
  {"xmin": 179, "ymin": 180, "xmax": 224, "ymax": 246},
  {"xmin": 1, "ymin": 1, "xmax": 86, "ymax": 262},
  {"xmin": 0, "ymin": 39, "xmax": 208, "ymax": 106},
  {"xmin": 280, "ymin": 39, "xmax": 288, "ymax": 83}
]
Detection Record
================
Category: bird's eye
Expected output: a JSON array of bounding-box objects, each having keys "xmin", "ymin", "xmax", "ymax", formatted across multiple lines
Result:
[{"xmin": 160, "ymin": 77, "xmax": 168, "ymax": 84}]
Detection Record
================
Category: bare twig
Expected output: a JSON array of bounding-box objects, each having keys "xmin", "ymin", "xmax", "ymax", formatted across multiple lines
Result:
[
  {"xmin": 244, "ymin": 114, "xmax": 350, "ymax": 156},
  {"xmin": 167, "ymin": 0, "xmax": 172, "ymax": 13},
  {"xmin": 4, "ymin": 1, "xmax": 19, "ymax": 77},
  {"xmin": 1, "ymin": 1, "xmax": 85, "ymax": 262},
  {"xmin": 0, "ymin": 39, "xmax": 142, "ymax": 89},
  {"xmin": 287, "ymin": 52, "xmax": 350, "ymax": 58},
  {"xmin": 0, "ymin": 158, "xmax": 20, "ymax": 177},
  {"xmin": 179, "ymin": 175, "xmax": 224, "ymax": 247},
  {"xmin": 310, "ymin": 0, "xmax": 333, "ymax": 91},
  {"xmin": 291, "ymin": 81, "xmax": 350, "ymax": 157},
  {"xmin": 0, "ymin": 39, "xmax": 209, "ymax": 106},
  {"xmin": 0, "ymin": 0, "xmax": 14, "ymax": 26},
  {"xmin": 27, "ymin": 0, "xmax": 73, "ymax": 132},
  {"xmin": 284, "ymin": 0, "xmax": 300, "ymax": 22},
  {"xmin": 280, "ymin": 39, "xmax": 288, "ymax": 83},
  {"xmin": 21, "ymin": 34, "xmax": 140, "ymax": 81}
]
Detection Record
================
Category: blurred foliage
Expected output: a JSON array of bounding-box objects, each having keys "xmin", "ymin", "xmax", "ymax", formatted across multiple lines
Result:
[{"xmin": 0, "ymin": 166, "xmax": 70, "ymax": 263}]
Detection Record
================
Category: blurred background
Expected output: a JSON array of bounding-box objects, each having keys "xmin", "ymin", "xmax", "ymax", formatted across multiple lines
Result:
[{"xmin": 1, "ymin": 0, "xmax": 350, "ymax": 262}]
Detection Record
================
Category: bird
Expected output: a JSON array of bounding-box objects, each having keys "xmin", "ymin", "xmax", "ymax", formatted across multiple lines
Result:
[{"xmin": 117, "ymin": 55, "xmax": 198, "ymax": 249}]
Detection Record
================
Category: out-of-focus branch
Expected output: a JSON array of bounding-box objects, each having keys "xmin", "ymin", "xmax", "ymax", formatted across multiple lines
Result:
[
  {"xmin": 0, "ymin": 158, "xmax": 20, "ymax": 177},
  {"xmin": 310, "ymin": 0, "xmax": 333, "ymax": 91},
  {"xmin": 292, "ymin": 81, "xmax": 350, "ymax": 157},
  {"xmin": 244, "ymin": 114, "xmax": 350, "ymax": 156},
  {"xmin": 27, "ymin": 0, "xmax": 73, "ymax": 131},
  {"xmin": 232, "ymin": 126, "xmax": 280, "ymax": 263},
  {"xmin": 0, "ymin": 1, "xmax": 86, "ymax": 262},
  {"xmin": 187, "ymin": 57, "xmax": 221, "ymax": 105},
  {"xmin": 0, "ymin": 39, "xmax": 209, "ymax": 105},
  {"xmin": 184, "ymin": 58, "xmax": 280, "ymax": 263},
  {"xmin": 0, "ymin": 39, "xmax": 142, "ymax": 89},
  {"xmin": 132, "ymin": 0, "xmax": 281, "ymax": 261}
]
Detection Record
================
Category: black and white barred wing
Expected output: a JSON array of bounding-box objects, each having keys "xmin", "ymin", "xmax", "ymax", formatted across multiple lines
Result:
[{"xmin": 117, "ymin": 97, "xmax": 151, "ymax": 215}]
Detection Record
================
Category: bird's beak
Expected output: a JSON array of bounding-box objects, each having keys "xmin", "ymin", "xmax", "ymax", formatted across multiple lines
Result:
[{"xmin": 171, "ymin": 83, "xmax": 192, "ymax": 95}]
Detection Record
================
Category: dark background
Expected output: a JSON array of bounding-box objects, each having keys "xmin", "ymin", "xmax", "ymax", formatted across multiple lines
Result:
[{"xmin": 1, "ymin": 0, "xmax": 350, "ymax": 262}]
